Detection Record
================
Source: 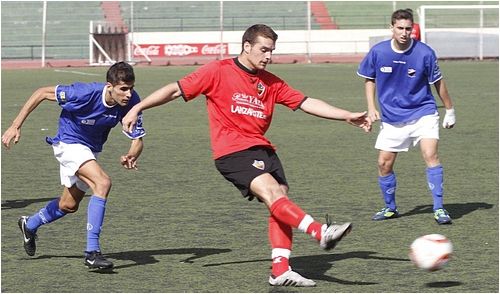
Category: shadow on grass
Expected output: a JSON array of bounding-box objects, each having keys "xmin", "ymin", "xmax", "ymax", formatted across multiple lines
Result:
[
  {"xmin": 399, "ymin": 202, "xmax": 494, "ymax": 219},
  {"xmin": 205, "ymin": 250, "xmax": 407, "ymax": 285},
  {"xmin": 2, "ymin": 197, "xmax": 57, "ymax": 210},
  {"xmin": 426, "ymin": 281, "xmax": 463, "ymax": 288},
  {"xmin": 31, "ymin": 247, "xmax": 232, "ymax": 274},
  {"xmin": 1, "ymin": 195, "xmax": 91, "ymax": 210}
]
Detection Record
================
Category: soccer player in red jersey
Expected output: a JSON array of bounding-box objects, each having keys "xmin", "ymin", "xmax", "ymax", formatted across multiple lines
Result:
[
  {"xmin": 406, "ymin": 8, "xmax": 421, "ymax": 41},
  {"xmin": 411, "ymin": 22, "xmax": 421, "ymax": 41},
  {"xmin": 123, "ymin": 24, "xmax": 371, "ymax": 287}
]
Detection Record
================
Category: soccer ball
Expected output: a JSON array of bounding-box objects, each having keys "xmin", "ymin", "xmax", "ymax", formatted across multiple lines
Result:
[{"xmin": 409, "ymin": 234, "xmax": 453, "ymax": 271}]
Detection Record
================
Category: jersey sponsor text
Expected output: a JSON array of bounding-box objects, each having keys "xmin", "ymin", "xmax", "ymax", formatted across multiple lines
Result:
[{"xmin": 231, "ymin": 105, "xmax": 266, "ymax": 119}]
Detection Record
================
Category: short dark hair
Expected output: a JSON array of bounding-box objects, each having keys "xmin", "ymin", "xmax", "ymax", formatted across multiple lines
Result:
[
  {"xmin": 241, "ymin": 24, "xmax": 278, "ymax": 50},
  {"xmin": 106, "ymin": 61, "xmax": 135, "ymax": 85},
  {"xmin": 391, "ymin": 9, "xmax": 414, "ymax": 25}
]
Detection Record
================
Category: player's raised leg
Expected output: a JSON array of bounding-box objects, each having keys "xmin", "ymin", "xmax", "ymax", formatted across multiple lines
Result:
[{"xmin": 252, "ymin": 173, "xmax": 352, "ymax": 251}]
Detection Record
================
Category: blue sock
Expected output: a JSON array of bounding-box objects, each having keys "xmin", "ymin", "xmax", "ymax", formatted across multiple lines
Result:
[
  {"xmin": 379, "ymin": 172, "xmax": 397, "ymax": 210},
  {"xmin": 426, "ymin": 165, "xmax": 444, "ymax": 210},
  {"xmin": 86, "ymin": 196, "xmax": 107, "ymax": 253},
  {"xmin": 26, "ymin": 198, "xmax": 66, "ymax": 232}
]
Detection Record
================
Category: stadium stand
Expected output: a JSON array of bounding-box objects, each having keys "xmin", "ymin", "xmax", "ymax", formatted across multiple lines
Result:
[
  {"xmin": 101, "ymin": 1, "xmax": 128, "ymax": 32},
  {"xmin": 1, "ymin": 1, "xmax": 43, "ymax": 58},
  {"xmin": 1, "ymin": 1, "xmax": 104, "ymax": 59},
  {"xmin": 119, "ymin": 1, "xmax": 316, "ymax": 32},
  {"xmin": 222, "ymin": 1, "xmax": 314, "ymax": 30},
  {"xmin": 121, "ymin": 1, "xmax": 220, "ymax": 32},
  {"xmin": 1, "ymin": 1, "xmax": 497, "ymax": 63},
  {"xmin": 2, "ymin": 1, "xmax": 104, "ymax": 60},
  {"xmin": 311, "ymin": 1, "xmax": 337, "ymax": 29}
]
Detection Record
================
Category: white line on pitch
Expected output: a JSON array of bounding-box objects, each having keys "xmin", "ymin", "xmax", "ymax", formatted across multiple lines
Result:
[{"xmin": 54, "ymin": 69, "xmax": 100, "ymax": 76}]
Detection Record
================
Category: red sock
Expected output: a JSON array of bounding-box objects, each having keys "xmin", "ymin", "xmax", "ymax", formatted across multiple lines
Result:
[
  {"xmin": 269, "ymin": 215, "xmax": 293, "ymax": 249},
  {"xmin": 269, "ymin": 216, "xmax": 292, "ymax": 277},
  {"xmin": 272, "ymin": 255, "xmax": 290, "ymax": 277},
  {"xmin": 270, "ymin": 197, "xmax": 306, "ymax": 228},
  {"xmin": 306, "ymin": 222, "xmax": 323, "ymax": 241},
  {"xmin": 270, "ymin": 197, "xmax": 323, "ymax": 241}
]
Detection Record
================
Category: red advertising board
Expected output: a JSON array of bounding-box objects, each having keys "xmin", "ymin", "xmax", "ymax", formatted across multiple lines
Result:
[{"xmin": 134, "ymin": 43, "xmax": 228, "ymax": 57}]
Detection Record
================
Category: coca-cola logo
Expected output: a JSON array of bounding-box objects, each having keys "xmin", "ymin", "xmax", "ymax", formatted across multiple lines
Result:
[
  {"xmin": 133, "ymin": 43, "xmax": 229, "ymax": 57},
  {"xmin": 134, "ymin": 45, "xmax": 160, "ymax": 56},
  {"xmin": 201, "ymin": 44, "xmax": 227, "ymax": 55},
  {"xmin": 164, "ymin": 44, "xmax": 198, "ymax": 56}
]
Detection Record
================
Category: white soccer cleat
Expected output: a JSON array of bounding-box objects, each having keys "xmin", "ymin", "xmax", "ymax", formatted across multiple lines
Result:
[
  {"xmin": 269, "ymin": 269, "xmax": 316, "ymax": 287},
  {"xmin": 319, "ymin": 221, "xmax": 352, "ymax": 251}
]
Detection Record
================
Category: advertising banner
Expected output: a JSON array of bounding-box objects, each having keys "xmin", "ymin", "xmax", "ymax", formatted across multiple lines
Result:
[{"xmin": 133, "ymin": 43, "xmax": 228, "ymax": 57}]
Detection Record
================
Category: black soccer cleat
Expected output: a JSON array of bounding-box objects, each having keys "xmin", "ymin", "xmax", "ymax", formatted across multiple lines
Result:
[
  {"xmin": 18, "ymin": 216, "xmax": 37, "ymax": 256},
  {"xmin": 84, "ymin": 251, "xmax": 114, "ymax": 269}
]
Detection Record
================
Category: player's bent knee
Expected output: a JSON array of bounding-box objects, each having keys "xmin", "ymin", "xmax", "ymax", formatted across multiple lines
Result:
[
  {"xmin": 267, "ymin": 191, "xmax": 288, "ymax": 205},
  {"xmin": 422, "ymin": 153, "xmax": 439, "ymax": 165},
  {"xmin": 377, "ymin": 161, "xmax": 392, "ymax": 174},
  {"xmin": 93, "ymin": 175, "xmax": 112, "ymax": 196},
  {"xmin": 60, "ymin": 202, "xmax": 79, "ymax": 213}
]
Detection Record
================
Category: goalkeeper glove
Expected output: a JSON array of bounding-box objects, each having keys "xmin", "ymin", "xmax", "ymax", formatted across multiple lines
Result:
[{"xmin": 442, "ymin": 108, "xmax": 456, "ymax": 129}]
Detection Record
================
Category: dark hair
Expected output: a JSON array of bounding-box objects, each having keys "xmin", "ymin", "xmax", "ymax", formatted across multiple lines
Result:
[
  {"xmin": 106, "ymin": 61, "xmax": 135, "ymax": 85},
  {"xmin": 391, "ymin": 9, "xmax": 414, "ymax": 25},
  {"xmin": 241, "ymin": 24, "xmax": 278, "ymax": 51}
]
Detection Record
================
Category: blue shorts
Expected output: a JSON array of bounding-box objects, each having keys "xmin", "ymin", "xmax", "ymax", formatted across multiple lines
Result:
[{"xmin": 214, "ymin": 146, "xmax": 288, "ymax": 201}]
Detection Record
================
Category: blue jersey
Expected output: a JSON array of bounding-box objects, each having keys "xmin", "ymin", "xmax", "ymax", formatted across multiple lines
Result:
[
  {"xmin": 47, "ymin": 82, "xmax": 146, "ymax": 152},
  {"xmin": 357, "ymin": 39, "xmax": 442, "ymax": 123}
]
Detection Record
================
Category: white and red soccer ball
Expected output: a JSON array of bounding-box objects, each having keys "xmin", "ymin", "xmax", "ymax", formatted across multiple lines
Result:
[{"xmin": 409, "ymin": 234, "xmax": 453, "ymax": 271}]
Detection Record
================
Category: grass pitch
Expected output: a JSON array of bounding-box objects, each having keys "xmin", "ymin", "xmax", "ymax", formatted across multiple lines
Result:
[{"xmin": 1, "ymin": 60, "xmax": 498, "ymax": 292}]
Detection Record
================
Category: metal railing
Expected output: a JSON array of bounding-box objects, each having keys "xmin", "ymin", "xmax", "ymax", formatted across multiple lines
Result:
[
  {"xmin": 124, "ymin": 15, "xmax": 311, "ymax": 32},
  {"xmin": 1, "ymin": 44, "xmax": 88, "ymax": 60}
]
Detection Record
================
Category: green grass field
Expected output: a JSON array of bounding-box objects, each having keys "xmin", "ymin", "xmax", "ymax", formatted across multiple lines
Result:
[{"xmin": 1, "ymin": 60, "xmax": 498, "ymax": 292}]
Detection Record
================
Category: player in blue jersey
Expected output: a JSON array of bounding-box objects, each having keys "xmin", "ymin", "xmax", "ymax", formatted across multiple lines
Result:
[
  {"xmin": 1, "ymin": 62, "xmax": 146, "ymax": 269},
  {"xmin": 357, "ymin": 9, "xmax": 456, "ymax": 224}
]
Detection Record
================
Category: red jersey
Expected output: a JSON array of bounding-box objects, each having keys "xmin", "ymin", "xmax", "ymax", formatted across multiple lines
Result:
[
  {"xmin": 178, "ymin": 58, "xmax": 306, "ymax": 159},
  {"xmin": 411, "ymin": 23, "xmax": 421, "ymax": 41}
]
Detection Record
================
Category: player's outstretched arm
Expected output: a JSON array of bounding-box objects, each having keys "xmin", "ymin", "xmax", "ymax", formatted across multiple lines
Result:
[
  {"xmin": 122, "ymin": 82, "xmax": 182, "ymax": 133},
  {"xmin": 299, "ymin": 97, "xmax": 371, "ymax": 132},
  {"xmin": 1, "ymin": 86, "xmax": 56, "ymax": 149}
]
